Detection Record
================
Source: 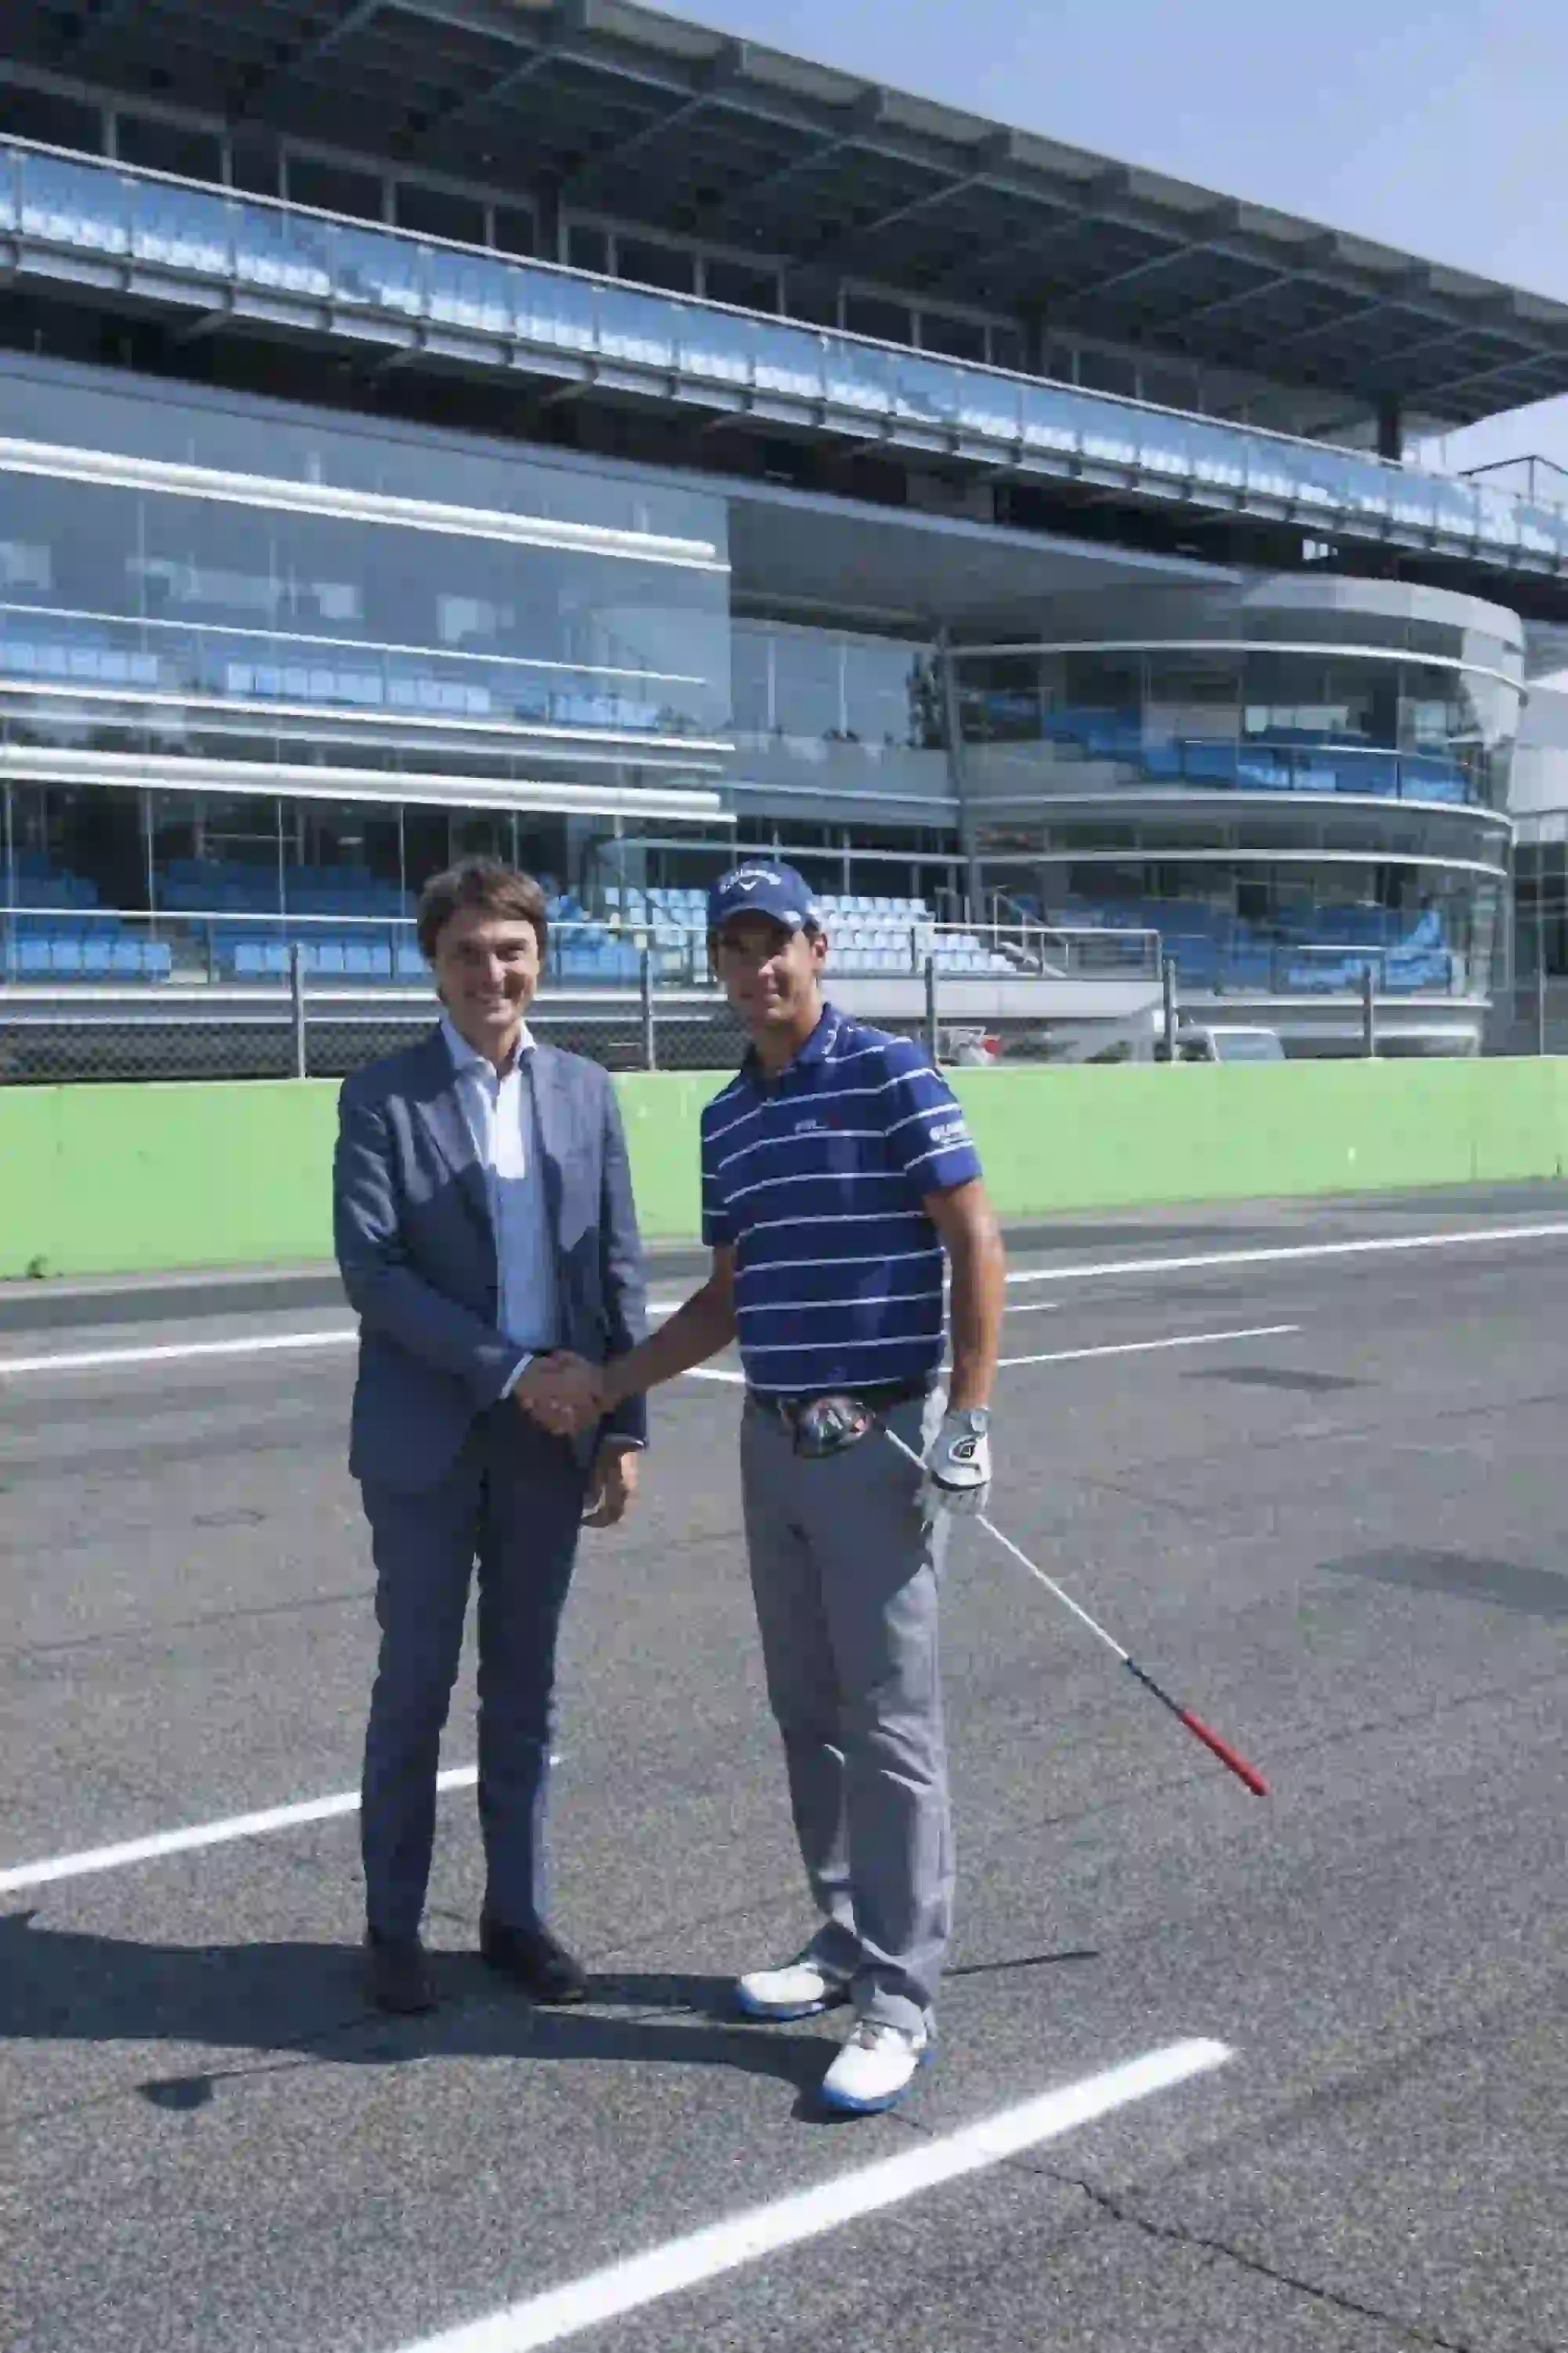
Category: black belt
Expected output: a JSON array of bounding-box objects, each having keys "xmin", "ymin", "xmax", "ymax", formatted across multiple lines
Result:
[{"xmin": 746, "ymin": 1375, "xmax": 934, "ymax": 1428}]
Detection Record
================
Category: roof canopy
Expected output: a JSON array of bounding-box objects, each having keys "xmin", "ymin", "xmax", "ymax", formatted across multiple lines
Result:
[{"xmin": 10, "ymin": 0, "xmax": 1568, "ymax": 427}]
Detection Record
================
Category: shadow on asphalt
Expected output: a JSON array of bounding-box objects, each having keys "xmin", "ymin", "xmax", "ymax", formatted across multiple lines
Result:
[{"xmin": 0, "ymin": 1915, "xmax": 829, "ymax": 2104}]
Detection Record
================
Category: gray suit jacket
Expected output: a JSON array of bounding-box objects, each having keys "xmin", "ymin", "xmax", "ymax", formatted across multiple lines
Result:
[{"xmin": 333, "ymin": 1027, "xmax": 648, "ymax": 1492}]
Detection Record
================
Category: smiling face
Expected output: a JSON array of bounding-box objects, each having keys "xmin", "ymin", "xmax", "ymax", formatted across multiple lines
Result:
[
  {"xmin": 713, "ymin": 912, "xmax": 828, "ymax": 1058},
  {"xmin": 430, "ymin": 902, "xmax": 542, "ymax": 1066}
]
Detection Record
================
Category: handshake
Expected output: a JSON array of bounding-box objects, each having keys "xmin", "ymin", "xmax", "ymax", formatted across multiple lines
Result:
[{"xmin": 514, "ymin": 1350, "xmax": 624, "ymax": 1438}]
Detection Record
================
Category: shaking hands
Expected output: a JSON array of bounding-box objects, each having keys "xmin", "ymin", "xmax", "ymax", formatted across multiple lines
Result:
[{"xmin": 514, "ymin": 1351, "xmax": 617, "ymax": 1438}]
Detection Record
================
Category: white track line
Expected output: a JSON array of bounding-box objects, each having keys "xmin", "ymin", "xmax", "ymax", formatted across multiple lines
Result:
[
  {"xmin": 996, "ymin": 1323, "xmax": 1297, "ymax": 1370},
  {"xmin": 1003, "ymin": 1219, "xmax": 1568, "ymax": 1287},
  {"xmin": 4, "ymin": 1220, "xmax": 1565, "ymax": 1380},
  {"xmin": 691, "ymin": 1324, "xmax": 1298, "ymax": 1382},
  {"xmin": 389, "ymin": 2039, "xmax": 1231, "ymax": 2353},
  {"xmin": 0, "ymin": 1327, "xmax": 358, "ymax": 1377},
  {"xmin": 0, "ymin": 1764, "xmax": 478, "ymax": 1895}
]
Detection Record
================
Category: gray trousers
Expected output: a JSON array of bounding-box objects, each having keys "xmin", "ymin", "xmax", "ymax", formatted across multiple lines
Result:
[
  {"xmin": 740, "ymin": 1388, "xmax": 952, "ymax": 2035},
  {"xmin": 359, "ymin": 1407, "xmax": 590, "ymax": 1940}
]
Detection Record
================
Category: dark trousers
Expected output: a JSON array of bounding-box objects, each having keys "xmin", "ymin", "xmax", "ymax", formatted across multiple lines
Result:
[{"xmin": 359, "ymin": 1407, "xmax": 590, "ymax": 1939}]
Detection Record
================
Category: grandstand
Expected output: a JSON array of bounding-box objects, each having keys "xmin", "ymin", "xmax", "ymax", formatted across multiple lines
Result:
[{"xmin": 2, "ymin": 0, "xmax": 1568, "ymax": 1062}]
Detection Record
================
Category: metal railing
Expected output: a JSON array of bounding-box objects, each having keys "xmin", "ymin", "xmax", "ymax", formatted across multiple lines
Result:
[
  {"xmin": 968, "ymin": 732, "xmax": 1490, "ymax": 808},
  {"xmin": 0, "ymin": 902, "xmax": 1474, "ymax": 993},
  {"xmin": 5, "ymin": 137, "xmax": 1568, "ymax": 569}
]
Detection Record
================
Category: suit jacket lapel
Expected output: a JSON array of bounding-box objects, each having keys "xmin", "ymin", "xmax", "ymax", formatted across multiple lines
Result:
[
  {"xmin": 528, "ymin": 1042, "xmax": 567, "ymax": 1242},
  {"xmin": 412, "ymin": 1027, "xmax": 492, "ymax": 1236}
]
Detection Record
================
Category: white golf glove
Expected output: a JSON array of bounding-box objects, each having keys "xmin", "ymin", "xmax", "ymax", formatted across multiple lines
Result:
[{"xmin": 922, "ymin": 1406, "xmax": 992, "ymax": 1520}]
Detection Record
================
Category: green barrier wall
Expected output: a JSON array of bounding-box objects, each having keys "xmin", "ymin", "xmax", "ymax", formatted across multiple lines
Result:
[{"xmin": 3, "ymin": 1060, "xmax": 1566, "ymax": 1280}]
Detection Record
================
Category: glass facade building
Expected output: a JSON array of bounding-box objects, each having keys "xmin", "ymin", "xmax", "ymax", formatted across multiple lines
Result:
[
  {"xmin": 954, "ymin": 581, "xmax": 1521, "ymax": 1011},
  {"xmin": 2, "ymin": 0, "xmax": 1565, "ymax": 1051}
]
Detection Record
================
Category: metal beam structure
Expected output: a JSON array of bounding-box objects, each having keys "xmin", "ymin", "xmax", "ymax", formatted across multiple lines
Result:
[{"xmin": 4, "ymin": 0, "xmax": 1568, "ymax": 427}]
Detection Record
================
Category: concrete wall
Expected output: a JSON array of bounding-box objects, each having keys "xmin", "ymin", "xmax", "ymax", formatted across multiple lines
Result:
[{"xmin": 2, "ymin": 1061, "xmax": 1566, "ymax": 1280}]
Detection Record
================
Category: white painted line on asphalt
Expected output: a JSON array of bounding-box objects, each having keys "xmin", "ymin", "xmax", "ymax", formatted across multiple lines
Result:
[
  {"xmin": 388, "ymin": 2038, "xmax": 1232, "ymax": 2353},
  {"xmin": 0, "ymin": 1327, "xmax": 358, "ymax": 1377},
  {"xmin": 685, "ymin": 1325, "xmax": 1298, "ymax": 1384},
  {"xmin": 996, "ymin": 1323, "xmax": 1298, "ymax": 1371},
  {"xmin": 1004, "ymin": 1219, "xmax": 1568, "ymax": 1288},
  {"xmin": 0, "ymin": 1763, "xmax": 478, "ymax": 1894},
  {"xmin": 4, "ymin": 1220, "xmax": 1563, "ymax": 1380}
]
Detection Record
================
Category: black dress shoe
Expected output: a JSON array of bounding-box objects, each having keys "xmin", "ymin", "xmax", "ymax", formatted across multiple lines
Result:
[
  {"xmin": 479, "ymin": 1917, "xmax": 588, "ymax": 2004},
  {"xmin": 364, "ymin": 1929, "xmax": 437, "ymax": 2014}
]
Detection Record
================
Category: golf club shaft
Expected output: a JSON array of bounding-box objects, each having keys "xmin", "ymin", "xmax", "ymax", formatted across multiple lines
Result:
[{"xmin": 886, "ymin": 1427, "xmax": 1270, "ymax": 1797}]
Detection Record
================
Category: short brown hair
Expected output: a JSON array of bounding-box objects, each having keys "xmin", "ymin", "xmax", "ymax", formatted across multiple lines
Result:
[{"xmin": 416, "ymin": 857, "xmax": 550, "ymax": 962}]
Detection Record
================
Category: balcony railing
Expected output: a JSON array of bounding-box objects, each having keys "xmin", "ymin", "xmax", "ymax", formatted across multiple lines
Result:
[
  {"xmin": 5, "ymin": 139, "xmax": 1567, "ymax": 576},
  {"xmin": 0, "ymin": 902, "xmax": 1475, "ymax": 1000}
]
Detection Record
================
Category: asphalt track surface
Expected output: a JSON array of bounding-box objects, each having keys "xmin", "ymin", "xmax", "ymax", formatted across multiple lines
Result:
[{"xmin": 3, "ymin": 1185, "xmax": 1566, "ymax": 2353}]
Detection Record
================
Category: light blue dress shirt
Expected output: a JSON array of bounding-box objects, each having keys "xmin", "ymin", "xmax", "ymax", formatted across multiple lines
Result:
[{"xmin": 441, "ymin": 1015, "xmax": 561, "ymax": 1378}]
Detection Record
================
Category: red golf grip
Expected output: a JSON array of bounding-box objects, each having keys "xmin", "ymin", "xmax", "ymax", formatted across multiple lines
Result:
[
  {"xmin": 1176, "ymin": 1707, "xmax": 1270, "ymax": 1797},
  {"xmin": 1123, "ymin": 1657, "xmax": 1270, "ymax": 1796}
]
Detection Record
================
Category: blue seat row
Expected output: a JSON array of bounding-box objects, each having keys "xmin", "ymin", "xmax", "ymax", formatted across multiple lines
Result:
[{"xmin": 7, "ymin": 938, "xmax": 172, "ymax": 979}]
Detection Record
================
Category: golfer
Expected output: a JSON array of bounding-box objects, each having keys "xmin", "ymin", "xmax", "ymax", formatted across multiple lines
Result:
[{"xmin": 590, "ymin": 861, "xmax": 1004, "ymax": 2112}]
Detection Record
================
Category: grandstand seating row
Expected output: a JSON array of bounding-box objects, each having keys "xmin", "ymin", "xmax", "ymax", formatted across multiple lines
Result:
[
  {"xmin": 5, "ymin": 937, "xmax": 172, "ymax": 979},
  {"xmin": 1019, "ymin": 708, "xmax": 1473, "ymax": 804}
]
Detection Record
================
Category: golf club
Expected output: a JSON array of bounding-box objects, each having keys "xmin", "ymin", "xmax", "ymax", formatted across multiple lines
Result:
[{"xmin": 885, "ymin": 1427, "xmax": 1271, "ymax": 1797}]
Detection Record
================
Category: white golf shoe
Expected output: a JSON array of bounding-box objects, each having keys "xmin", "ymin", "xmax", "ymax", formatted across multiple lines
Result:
[
  {"xmin": 735, "ymin": 1955, "xmax": 850, "ymax": 2021},
  {"xmin": 819, "ymin": 2019, "xmax": 932, "ymax": 2114}
]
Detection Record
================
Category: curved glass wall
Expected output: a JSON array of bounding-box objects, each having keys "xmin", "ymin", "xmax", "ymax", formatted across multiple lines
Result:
[
  {"xmin": 957, "ymin": 642, "xmax": 1518, "ymax": 812},
  {"xmin": 973, "ymin": 816, "xmax": 1504, "ymax": 1001},
  {"xmin": 956, "ymin": 579, "xmax": 1521, "ymax": 1005}
]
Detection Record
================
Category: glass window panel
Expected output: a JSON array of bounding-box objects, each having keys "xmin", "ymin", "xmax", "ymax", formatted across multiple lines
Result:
[
  {"xmin": 920, "ymin": 311, "xmax": 985, "ymax": 362},
  {"xmin": 132, "ymin": 174, "xmax": 231, "ymax": 273},
  {"xmin": 843, "ymin": 637, "xmax": 934, "ymax": 749},
  {"xmin": 426, "ymin": 246, "xmax": 512, "ymax": 333},
  {"xmin": 618, "ymin": 236, "xmax": 695, "ymax": 294},
  {"xmin": 704, "ymin": 258, "xmax": 778, "ymax": 312},
  {"xmin": 1077, "ymin": 347, "xmax": 1138, "ymax": 398},
  {"xmin": 514, "ymin": 260, "xmax": 598, "ymax": 351},
  {"xmin": 988, "ymin": 323, "xmax": 1024, "ymax": 372},
  {"xmin": 676, "ymin": 301, "xmax": 753, "ymax": 387},
  {"xmin": 844, "ymin": 292, "xmax": 913, "ymax": 347},
  {"xmin": 284, "ymin": 800, "xmax": 404, "ymax": 900},
  {"xmin": 597, "ymin": 283, "xmax": 677, "ymax": 369},
  {"xmin": 752, "ymin": 316, "xmax": 823, "ymax": 401},
  {"xmin": 567, "ymin": 223, "xmax": 611, "ymax": 275},
  {"xmin": 287, "ymin": 155, "xmax": 383, "ymax": 221},
  {"xmin": 0, "ymin": 86, "xmax": 104, "ymax": 153},
  {"xmin": 1138, "ymin": 358, "xmax": 1201, "ymax": 413},
  {"xmin": 783, "ymin": 282, "xmax": 840, "ymax": 328},
  {"xmin": 888, "ymin": 350, "xmax": 962, "ymax": 428},
  {"xmin": 823, "ymin": 335, "xmax": 891, "ymax": 416},
  {"xmin": 233, "ymin": 200, "xmax": 332, "ymax": 296},
  {"xmin": 394, "ymin": 182, "xmax": 485, "ymax": 245},
  {"xmin": 329, "ymin": 220, "xmax": 426, "ymax": 315},
  {"xmin": 1145, "ymin": 652, "xmax": 1239, "ymax": 748},
  {"xmin": 149, "ymin": 790, "xmax": 282, "ymax": 914},
  {"xmin": 115, "ymin": 115, "xmax": 223, "ymax": 182},
  {"xmin": 20, "ymin": 149, "xmax": 127, "ymax": 254},
  {"xmin": 730, "ymin": 625, "xmax": 771, "ymax": 735},
  {"xmin": 493, "ymin": 204, "xmax": 535, "ymax": 259},
  {"xmin": 771, "ymin": 630, "xmax": 842, "ymax": 739}
]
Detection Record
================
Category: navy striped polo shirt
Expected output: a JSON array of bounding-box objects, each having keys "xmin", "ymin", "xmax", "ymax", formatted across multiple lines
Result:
[{"xmin": 700, "ymin": 1002, "xmax": 984, "ymax": 1396}]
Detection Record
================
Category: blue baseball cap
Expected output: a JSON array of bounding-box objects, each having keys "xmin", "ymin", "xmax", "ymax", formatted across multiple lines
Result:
[{"xmin": 706, "ymin": 860, "xmax": 823, "ymax": 936}]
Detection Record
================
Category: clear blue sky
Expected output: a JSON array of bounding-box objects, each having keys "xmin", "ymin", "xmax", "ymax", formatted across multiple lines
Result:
[{"xmin": 655, "ymin": 0, "xmax": 1568, "ymax": 476}]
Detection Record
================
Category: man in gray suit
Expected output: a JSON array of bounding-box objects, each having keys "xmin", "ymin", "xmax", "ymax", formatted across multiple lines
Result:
[{"xmin": 334, "ymin": 857, "xmax": 646, "ymax": 2014}]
